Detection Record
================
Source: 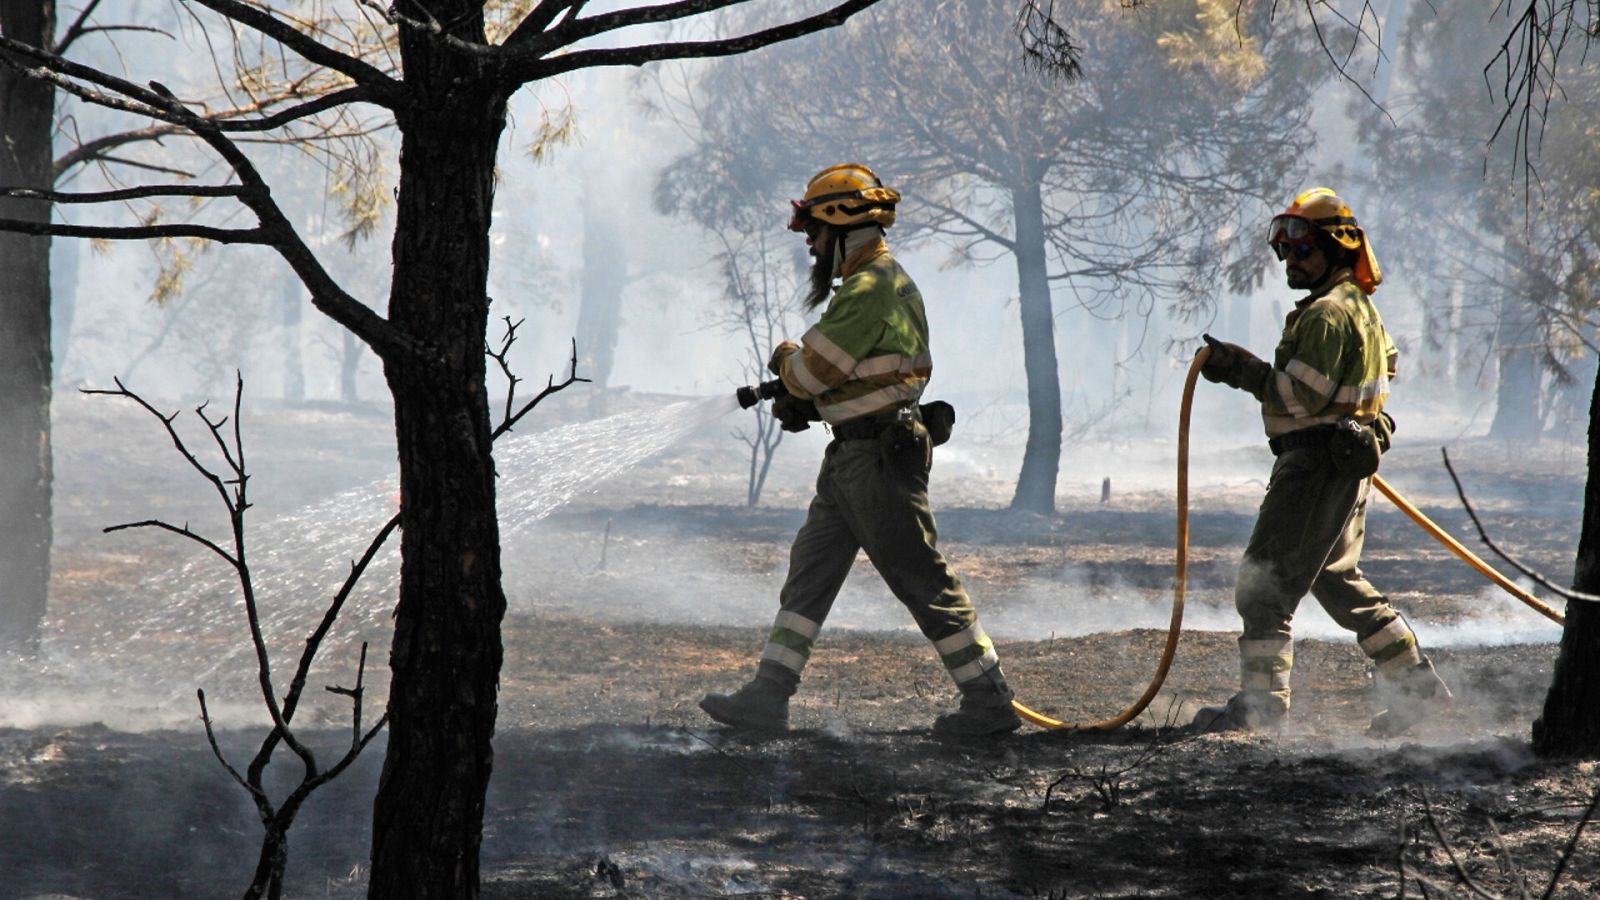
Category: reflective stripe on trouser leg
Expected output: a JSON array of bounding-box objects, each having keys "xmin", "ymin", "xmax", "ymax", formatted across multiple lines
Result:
[
  {"xmin": 935, "ymin": 621, "xmax": 999, "ymax": 686},
  {"xmin": 759, "ymin": 610, "xmax": 823, "ymax": 678},
  {"xmin": 1239, "ymin": 637, "xmax": 1293, "ymax": 709},
  {"xmin": 1359, "ymin": 615, "xmax": 1422, "ymax": 677}
]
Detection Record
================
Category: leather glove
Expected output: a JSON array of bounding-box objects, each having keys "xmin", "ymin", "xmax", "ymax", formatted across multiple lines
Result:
[
  {"xmin": 1201, "ymin": 334, "xmax": 1271, "ymax": 398},
  {"xmin": 767, "ymin": 340, "xmax": 799, "ymax": 377},
  {"xmin": 771, "ymin": 393, "xmax": 819, "ymax": 433}
]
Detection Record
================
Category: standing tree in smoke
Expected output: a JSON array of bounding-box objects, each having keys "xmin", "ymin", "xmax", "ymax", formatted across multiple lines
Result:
[
  {"xmin": 1349, "ymin": 3, "xmax": 1599, "ymax": 443},
  {"xmin": 577, "ymin": 181, "xmax": 627, "ymax": 417},
  {"xmin": 662, "ymin": 0, "xmax": 1322, "ymax": 514},
  {"xmin": 0, "ymin": 1, "xmax": 882, "ymax": 895}
]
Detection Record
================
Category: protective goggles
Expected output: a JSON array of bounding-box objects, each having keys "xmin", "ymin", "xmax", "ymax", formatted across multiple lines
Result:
[
  {"xmin": 788, "ymin": 200, "xmax": 814, "ymax": 233},
  {"xmin": 1267, "ymin": 214, "xmax": 1317, "ymax": 261}
]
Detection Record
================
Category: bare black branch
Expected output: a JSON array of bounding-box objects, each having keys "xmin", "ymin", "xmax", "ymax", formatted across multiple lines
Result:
[
  {"xmin": 85, "ymin": 375, "xmax": 391, "ymax": 900},
  {"xmin": 1440, "ymin": 447, "xmax": 1600, "ymax": 604}
]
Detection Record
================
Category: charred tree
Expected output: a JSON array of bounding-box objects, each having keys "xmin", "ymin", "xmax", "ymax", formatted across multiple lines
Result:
[
  {"xmin": 368, "ymin": 47, "xmax": 508, "ymax": 894},
  {"xmin": 1532, "ymin": 365, "xmax": 1600, "ymax": 756},
  {"xmin": 0, "ymin": 0, "xmax": 56, "ymax": 653},
  {"xmin": 0, "ymin": 3, "xmax": 887, "ymax": 895}
]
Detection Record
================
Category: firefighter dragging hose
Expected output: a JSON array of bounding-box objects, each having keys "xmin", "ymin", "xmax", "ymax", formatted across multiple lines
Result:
[{"xmin": 1013, "ymin": 188, "xmax": 1567, "ymax": 737}]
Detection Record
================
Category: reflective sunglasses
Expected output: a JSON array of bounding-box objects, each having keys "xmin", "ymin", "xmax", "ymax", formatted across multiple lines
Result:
[{"xmin": 1271, "ymin": 240, "xmax": 1319, "ymax": 262}]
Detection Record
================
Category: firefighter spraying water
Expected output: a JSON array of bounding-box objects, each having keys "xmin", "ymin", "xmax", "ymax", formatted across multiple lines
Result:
[{"xmin": 703, "ymin": 163, "xmax": 1021, "ymax": 737}]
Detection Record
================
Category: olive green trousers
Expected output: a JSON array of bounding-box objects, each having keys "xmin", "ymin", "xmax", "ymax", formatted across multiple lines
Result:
[
  {"xmin": 755, "ymin": 423, "xmax": 998, "ymax": 691},
  {"xmin": 1234, "ymin": 446, "xmax": 1423, "ymax": 714}
]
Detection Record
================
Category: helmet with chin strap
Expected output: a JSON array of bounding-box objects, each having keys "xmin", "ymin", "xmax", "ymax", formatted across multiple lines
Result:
[
  {"xmin": 788, "ymin": 163, "xmax": 900, "ymax": 233},
  {"xmin": 1267, "ymin": 187, "xmax": 1382, "ymax": 293}
]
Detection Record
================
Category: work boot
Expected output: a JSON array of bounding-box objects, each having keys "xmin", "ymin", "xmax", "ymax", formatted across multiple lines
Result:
[
  {"xmin": 699, "ymin": 676, "xmax": 791, "ymax": 732},
  {"xmin": 1191, "ymin": 692, "xmax": 1284, "ymax": 734},
  {"xmin": 933, "ymin": 668, "xmax": 1022, "ymax": 737},
  {"xmin": 1370, "ymin": 658, "xmax": 1452, "ymax": 738}
]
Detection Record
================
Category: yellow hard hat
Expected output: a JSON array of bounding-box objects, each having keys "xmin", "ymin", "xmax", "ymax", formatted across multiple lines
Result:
[
  {"xmin": 788, "ymin": 163, "xmax": 901, "ymax": 233},
  {"xmin": 1267, "ymin": 187, "xmax": 1382, "ymax": 293}
]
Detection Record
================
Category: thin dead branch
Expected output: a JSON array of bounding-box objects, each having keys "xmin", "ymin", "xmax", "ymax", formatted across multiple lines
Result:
[
  {"xmin": 491, "ymin": 336, "xmax": 590, "ymax": 439},
  {"xmin": 88, "ymin": 374, "xmax": 391, "ymax": 900},
  {"xmin": 1483, "ymin": 0, "xmax": 1599, "ymax": 207},
  {"xmin": 1541, "ymin": 784, "xmax": 1600, "ymax": 900},
  {"xmin": 487, "ymin": 315, "xmax": 528, "ymax": 429},
  {"xmin": 1419, "ymin": 787, "xmax": 1504, "ymax": 900},
  {"xmin": 1041, "ymin": 717, "xmax": 1185, "ymax": 814},
  {"xmin": 1440, "ymin": 446, "xmax": 1600, "ymax": 603}
]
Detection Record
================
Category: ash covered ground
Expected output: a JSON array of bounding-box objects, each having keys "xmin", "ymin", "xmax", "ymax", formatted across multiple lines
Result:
[{"xmin": 1, "ymin": 389, "xmax": 1594, "ymax": 899}]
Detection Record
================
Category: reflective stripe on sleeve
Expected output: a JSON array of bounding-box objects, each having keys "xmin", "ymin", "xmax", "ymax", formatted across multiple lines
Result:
[
  {"xmin": 816, "ymin": 382, "xmax": 925, "ymax": 423},
  {"xmin": 803, "ymin": 326, "xmax": 858, "ymax": 377},
  {"xmin": 1285, "ymin": 358, "xmax": 1336, "ymax": 398},
  {"xmin": 789, "ymin": 352, "xmax": 833, "ymax": 397},
  {"xmin": 1274, "ymin": 370, "xmax": 1311, "ymax": 418},
  {"xmin": 853, "ymin": 351, "xmax": 933, "ymax": 380}
]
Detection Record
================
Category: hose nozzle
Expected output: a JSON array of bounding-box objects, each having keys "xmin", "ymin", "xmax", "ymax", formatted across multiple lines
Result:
[{"xmin": 735, "ymin": 377, "xmax": 787, "ymax": 409}]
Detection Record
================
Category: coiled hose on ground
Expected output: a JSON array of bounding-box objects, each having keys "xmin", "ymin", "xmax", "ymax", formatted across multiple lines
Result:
[{"xmin": 1010, "ymin": 347, "xmax": 1564, "ymax": 731}]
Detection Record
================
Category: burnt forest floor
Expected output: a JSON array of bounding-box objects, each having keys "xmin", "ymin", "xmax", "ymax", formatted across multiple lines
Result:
[{"xmin": 1, "ymin": 389, "xmax": 1595, "ymax": 899}]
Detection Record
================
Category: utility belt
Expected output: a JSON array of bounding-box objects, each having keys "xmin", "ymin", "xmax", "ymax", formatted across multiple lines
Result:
[
  {"xmin": 1267, "ymin": 424, "xmax": 1337, "ymax": 456},
  {"xmin": 831, "ymin": 401, "xmax": 956, "ymax": 446},
  {"xmin": 1269, "ymin": 414, "xmax": 1390, "ymax": 479},
  {"xmin": 831, "ymin": 405, "xmax": 918, "ymax": 442}
]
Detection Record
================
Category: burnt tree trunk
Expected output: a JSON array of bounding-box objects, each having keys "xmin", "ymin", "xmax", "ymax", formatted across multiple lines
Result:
[
  {"xmin": 1008, "ymin": 173, "xmax": 1063, "ymax": 516},
  {"xmin": 0, "ymin": 0, "xmax": 56, "ymax": 653},
  {"xmin": 366, "ymin": 22, "xmax": 508, "ymax": 899},
  {"xmin": 1531, "ymin": 361, "xmax": 1600, "ymax": 756}
]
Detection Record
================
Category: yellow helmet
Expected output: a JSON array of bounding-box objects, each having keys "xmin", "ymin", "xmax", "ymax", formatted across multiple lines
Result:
[
  {"xmin": 1267, "ymin": 187, "xmax": 1382, "ymax": 293},
  {"xmin": 788, "ymin": 163, "xmax": 901, "ymax": 233}
]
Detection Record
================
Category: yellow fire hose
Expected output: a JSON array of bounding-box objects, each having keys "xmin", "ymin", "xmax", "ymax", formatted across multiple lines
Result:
[
  {"xmin": 1368, "ymin": 475, "xmax": 1564, "ymax": 625},
  {"xmin": 1009, "ymin": 349, "xmax": 1208, "ymax": 730},
  {"xmin": 1010, "ymin": 347, "xmax": 1564, "ymax": 731}
]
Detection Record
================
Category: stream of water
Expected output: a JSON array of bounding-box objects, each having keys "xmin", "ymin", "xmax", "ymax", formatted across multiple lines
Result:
[{"xmin": 6, "ymin": 395, "xmax": 738, "ymax": 723}]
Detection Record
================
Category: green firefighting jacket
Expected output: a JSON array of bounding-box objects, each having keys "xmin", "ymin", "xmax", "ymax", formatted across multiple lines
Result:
[
  {"xmin": 775, "ymin": 241, "xmax": 932, "ymax": 424},
  {"xmin": 1257, "ymin": 272, "xmax": 1397, "ymax": 439}
]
